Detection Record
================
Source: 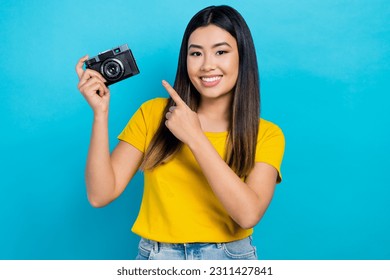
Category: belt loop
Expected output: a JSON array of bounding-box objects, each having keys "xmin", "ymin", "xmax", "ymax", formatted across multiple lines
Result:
[
  {"xmin": 153, "ymin": 240, "xmax": 159, "ymax": 253},
  {"xmin": 216, "ymin": 242, "xmax": 222, "ymax": 249}
]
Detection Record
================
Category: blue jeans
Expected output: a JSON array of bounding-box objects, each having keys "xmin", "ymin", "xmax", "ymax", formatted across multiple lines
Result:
[{"xmin": 135, "ymin": 236, "xmax": 257, "ymax": 260}]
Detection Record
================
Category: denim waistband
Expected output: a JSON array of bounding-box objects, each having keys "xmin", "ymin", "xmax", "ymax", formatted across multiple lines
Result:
[
  {"xmin": 141, "ymin": 236, "xmax": 252, "ymax": 251},
  {"xmin": 137, "ymin": 236, "xmax": 256, "ymax": 260}
]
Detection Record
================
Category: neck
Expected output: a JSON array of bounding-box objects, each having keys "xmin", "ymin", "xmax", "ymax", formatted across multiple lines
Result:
[{"xmin": 197, "ymin": 95, "xmax": 232, "ymax": 132}]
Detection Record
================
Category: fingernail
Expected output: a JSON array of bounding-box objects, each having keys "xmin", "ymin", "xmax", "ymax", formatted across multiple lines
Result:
[{"xmin": 162, "ymin": 80, "xmax": 167, "ymax": 85}]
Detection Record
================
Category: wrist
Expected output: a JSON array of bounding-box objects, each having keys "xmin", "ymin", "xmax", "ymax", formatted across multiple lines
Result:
[
  {"xmin": 187, "ymin": 131, "xmax": 208, "ymax": 152},
  {"xmin": 93, "ymin": 110, "xmax": 109, "ymax": 122}
]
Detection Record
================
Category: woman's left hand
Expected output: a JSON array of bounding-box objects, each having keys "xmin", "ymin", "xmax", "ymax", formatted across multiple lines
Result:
[{"xmin": 162, "ymin": 80, "xmax": 203, "ymax": 146}]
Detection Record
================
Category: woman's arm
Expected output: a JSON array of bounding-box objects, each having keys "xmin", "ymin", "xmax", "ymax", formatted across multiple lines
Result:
[
  {"xmin": 76, "ymin": 56, "xmax": 143, "ymax": 207},
  {"xmin": 85, "ymin": 121, "xmax": 143, "ymax": 208},
  {"xmin": 163, "ymin": 80, "xmax": 278, "ymax": 228},
  {"xmin": 187, "ymin": 134, "xmax": 277, "ymax": 229}
]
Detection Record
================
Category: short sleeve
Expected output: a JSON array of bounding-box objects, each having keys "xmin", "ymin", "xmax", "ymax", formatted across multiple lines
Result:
[
  {"xmin": 117, "ymin": 98, "xmax": 167, "ymax": 153},
  {"xmin": 255, "ymin": 120, "xmax": 285, "ymax": 183},
  {"xmin": 118, "ymin": 103, "xmax": 149, "ymax": 153}
]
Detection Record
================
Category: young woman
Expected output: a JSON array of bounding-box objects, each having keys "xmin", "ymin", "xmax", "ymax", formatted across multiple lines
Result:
[{"xmin": 75, "ymin": 5, "xmax": 284, "ymax": 260}]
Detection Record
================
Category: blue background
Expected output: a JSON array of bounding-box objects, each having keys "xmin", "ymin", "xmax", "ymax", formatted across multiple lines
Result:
[{"xmin": 1, "ymin": 0, "xmax": 389, "ymax": 260}]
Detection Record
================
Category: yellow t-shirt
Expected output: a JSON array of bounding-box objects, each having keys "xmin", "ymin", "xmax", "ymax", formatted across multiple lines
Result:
[{"xmin": 118, "ymin": 98, "xmax": 285, "ymax": 243}]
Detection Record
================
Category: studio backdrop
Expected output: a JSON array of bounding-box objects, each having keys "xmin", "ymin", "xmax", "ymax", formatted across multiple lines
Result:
[{"xmin": 0, "ymin": 0, "xmax": 389, "ymax": 259}]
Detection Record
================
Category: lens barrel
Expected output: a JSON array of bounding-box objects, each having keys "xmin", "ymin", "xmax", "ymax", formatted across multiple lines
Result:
[{"xmin": 101, "ymin": 58, "xmax": 124, "ymax": 81}]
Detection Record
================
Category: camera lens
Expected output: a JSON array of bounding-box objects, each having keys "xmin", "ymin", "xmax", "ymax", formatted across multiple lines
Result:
[{"xmin": 101, "ymin": 58, "xmax": 124, "ymax": 81}]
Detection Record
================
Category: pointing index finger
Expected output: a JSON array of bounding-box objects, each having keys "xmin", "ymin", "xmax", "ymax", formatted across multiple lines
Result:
[{"xmin": 162, "ymin": 80, "xmax": 186, "ymax": 106}]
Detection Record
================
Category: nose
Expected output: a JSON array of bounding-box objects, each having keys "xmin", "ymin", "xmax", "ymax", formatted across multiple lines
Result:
[{"xmin": 200, "ymin": 53, "xmax": 216, "ymax": 71}]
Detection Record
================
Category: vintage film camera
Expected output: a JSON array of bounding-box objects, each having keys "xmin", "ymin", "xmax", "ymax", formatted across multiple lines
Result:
[{"xmin": 84, "ymin": 44, "xmax": 140, "ymax": 86}]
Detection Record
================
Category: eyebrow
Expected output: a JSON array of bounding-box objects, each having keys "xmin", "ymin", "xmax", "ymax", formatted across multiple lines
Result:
[{"xmin": 188, "ymin": 42, "xmax": 232, "ymax": 50}]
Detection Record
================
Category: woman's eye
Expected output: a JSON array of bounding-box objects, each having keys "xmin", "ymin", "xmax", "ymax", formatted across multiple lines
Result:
[
  {"xmin": 216, "ymin": 50, "xmax": 227, "ymax": 55},
  {"xmin": 190, "ymin": 52, "xmax": 202, "ymax": 56}
]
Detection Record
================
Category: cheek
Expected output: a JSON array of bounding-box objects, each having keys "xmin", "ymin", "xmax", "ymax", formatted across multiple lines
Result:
[
  {"xmin": 186, "ymin": 57, "xmax": 193, "ymax": 73},
  {"xmin": 187, "ymin": 59, "xmax": 199, "ymax": 81},
  {"xmin": 228, "ymin": 57, "xmax": 239, "ymax": 82},
  {"xmin": 223, "ymin": 60, "xmax": 239, "ymax": 82},
  {"xmin": 186, "ymin": 68, "xmax": 195, "ymax": 83},
  {"xmin": 231, "ymin": 55, "xmax": 240, "ymax": 70}
]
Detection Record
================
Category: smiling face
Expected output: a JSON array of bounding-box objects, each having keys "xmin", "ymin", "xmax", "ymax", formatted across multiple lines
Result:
[{"xmin": 186, "ymin": 24, "xmax": 239, "ymax": 102}]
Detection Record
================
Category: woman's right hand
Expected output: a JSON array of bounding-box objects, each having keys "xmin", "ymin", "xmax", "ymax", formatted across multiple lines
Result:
[{"xmin": 75, "ymin": 55, "xmax": 110, "ymax": 116}]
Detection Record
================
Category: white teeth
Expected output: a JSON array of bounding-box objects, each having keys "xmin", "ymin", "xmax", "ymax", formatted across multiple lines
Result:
[{"xmin": 201, "ymin": 76, "xmax": 221, "ymax": 82}]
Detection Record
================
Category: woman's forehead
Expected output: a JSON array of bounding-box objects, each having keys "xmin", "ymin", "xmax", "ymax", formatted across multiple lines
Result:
[{"xmin": 188, "ymin": 24, "xmax": 236, "ymax": 47}]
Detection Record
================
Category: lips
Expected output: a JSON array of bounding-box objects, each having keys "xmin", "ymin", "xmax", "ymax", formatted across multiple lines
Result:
[{"xmin": 200, "ymin": 75, "xmax": 222, "ymax": 87}]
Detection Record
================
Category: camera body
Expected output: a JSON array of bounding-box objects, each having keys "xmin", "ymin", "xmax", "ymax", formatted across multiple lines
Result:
[{"xmin": 84, "ymin": 44, "xmax": 139, "ymax": 86}]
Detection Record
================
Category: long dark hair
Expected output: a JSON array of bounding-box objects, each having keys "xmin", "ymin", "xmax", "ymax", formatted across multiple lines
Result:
[{"xmin": 142, "ymin": 5, "xmax": 260, "ymax": 177}]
